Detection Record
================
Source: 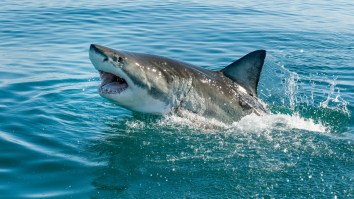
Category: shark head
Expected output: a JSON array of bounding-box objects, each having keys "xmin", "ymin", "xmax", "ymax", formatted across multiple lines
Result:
[{"xmin": 89, "ymin": 44, "xmax": 184, "ymax": 114}]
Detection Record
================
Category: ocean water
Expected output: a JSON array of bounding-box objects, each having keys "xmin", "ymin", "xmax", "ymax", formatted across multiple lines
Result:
[{"xmin": 0, "ymin": 0, "xmax": 353, "ymax": 198}]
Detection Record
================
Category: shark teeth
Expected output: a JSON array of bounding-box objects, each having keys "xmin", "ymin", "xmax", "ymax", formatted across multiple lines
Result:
[{"xmin": 98, "ymin": 71, "xmax": 128, "ymax": 94}]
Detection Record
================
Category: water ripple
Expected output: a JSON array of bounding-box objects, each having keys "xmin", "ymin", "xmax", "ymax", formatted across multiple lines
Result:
[{"xmin": 0, "ymin": 0, "xmax": 353, "ymax": 198}]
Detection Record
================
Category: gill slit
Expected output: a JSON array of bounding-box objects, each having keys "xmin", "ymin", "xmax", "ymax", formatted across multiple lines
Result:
[{"xmin": 174, "ymin": 77, "xmax": 193, "ymax": 113}]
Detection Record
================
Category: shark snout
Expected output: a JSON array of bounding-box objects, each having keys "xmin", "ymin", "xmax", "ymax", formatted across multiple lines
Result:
[
  {"xmin": 90, "ymin": 44, "xmax": 126, "ymax": 64},
  {"xmin": 90, "ymin": 44, "xmax": 108, "ymax": 58}
]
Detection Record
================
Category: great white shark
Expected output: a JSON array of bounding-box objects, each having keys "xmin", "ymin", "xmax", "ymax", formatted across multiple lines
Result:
[{"xmin": 89, "ymin": 44, "xmax": 269, "ymax": 123}]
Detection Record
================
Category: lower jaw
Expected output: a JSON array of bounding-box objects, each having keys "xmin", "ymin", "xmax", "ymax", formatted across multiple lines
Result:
[{"xmin": 98, "ymin": 86, "xmax": 128, "ymax": 94}]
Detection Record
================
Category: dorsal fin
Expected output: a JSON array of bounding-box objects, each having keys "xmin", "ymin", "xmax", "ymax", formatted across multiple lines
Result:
[{"xmin": 221, "ymin": 50, "xmax": 266, "ymax": 96}]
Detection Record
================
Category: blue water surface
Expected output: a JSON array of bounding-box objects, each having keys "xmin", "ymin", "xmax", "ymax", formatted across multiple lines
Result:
[{"xmin": 0, "ymin": 0, "xmax": 353, "ymax": 198}]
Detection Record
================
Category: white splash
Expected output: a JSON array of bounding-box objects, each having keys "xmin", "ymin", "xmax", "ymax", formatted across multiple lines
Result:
[
  {"xmin": 145, "ymin": 112, "xmax": 327, "ymax": 134},
  {"xmin": 157, "ymin": 111, "xmax": 229, "ymax": 130},
  {"xmin": 231, "ymin": 113, "xmax": 326, "ymax": 133}
]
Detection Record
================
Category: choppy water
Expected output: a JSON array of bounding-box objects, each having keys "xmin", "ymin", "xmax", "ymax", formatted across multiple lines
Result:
[{"xmin": 0, "ymin": 0, "xmax": 353, "ymax": 198}]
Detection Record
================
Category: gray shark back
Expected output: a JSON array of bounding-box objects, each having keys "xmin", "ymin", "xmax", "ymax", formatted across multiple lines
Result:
[{"xmin": 169, "ymin": 50, "xmax": 269, "ymax": 123}]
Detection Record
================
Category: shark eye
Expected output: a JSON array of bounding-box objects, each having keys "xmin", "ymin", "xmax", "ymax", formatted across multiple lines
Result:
[
  {"xmin": 103, "ymin": 58, "xmax": 108, "ymax": 62},
  {"xmin": 113, "ymin": 56, "xmax": 123, "ymax": 63}
]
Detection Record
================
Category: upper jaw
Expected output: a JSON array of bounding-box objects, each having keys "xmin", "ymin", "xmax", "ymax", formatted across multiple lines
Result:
[
  {"xmin": 90, "ymin": 44, "xmax": 112, "ymax": 57},
  {"xmin": 89, "ymin": 44, "xmax": 115, "ymax": 70}
]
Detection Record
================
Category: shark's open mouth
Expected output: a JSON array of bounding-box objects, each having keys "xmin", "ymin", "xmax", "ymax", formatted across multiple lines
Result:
[{"xmin": 98, "ymin": 71, "xmax": 128, "ymax": 94}]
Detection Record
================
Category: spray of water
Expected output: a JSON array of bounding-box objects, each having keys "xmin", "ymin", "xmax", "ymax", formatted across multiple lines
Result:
[{"xmin": 262, "ymin": 58, "xmax": 350, "ymax": 133}]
